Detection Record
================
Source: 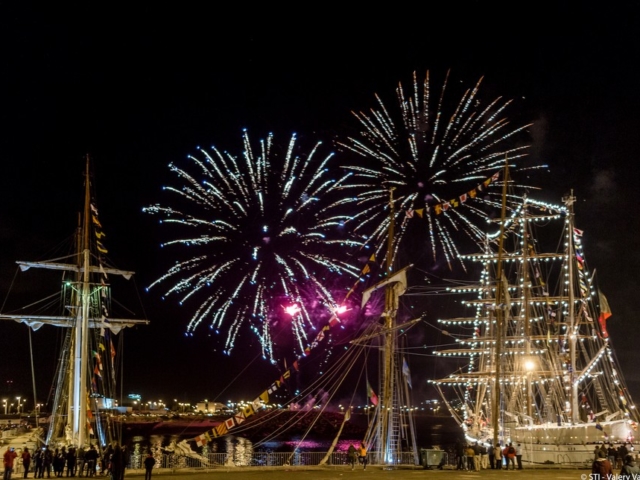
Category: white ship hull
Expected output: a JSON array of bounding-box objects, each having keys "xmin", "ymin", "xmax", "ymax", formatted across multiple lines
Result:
[
  {"xmin": 470, "ymin": 419, "xmax": 636, "ymax": 465},
  {"xmin": 516, "ymin": 420, "xmax": 636, "ymax": 465}
]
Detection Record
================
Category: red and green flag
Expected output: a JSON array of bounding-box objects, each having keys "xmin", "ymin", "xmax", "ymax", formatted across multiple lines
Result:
[{"xmin": 367, "ymin": 379, "xmax": 378, "ymax": 406}]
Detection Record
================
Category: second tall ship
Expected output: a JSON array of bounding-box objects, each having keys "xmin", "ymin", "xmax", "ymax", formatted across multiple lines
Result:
[
  {"xmin": 0, "ymin": 158, "xmax": 149, "ymax": 449},
  {"xmin": 431, "ymin": 189, "xmax": 638, "ymax": 465}
]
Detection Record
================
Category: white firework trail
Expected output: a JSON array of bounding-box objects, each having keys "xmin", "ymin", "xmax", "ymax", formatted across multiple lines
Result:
[
  {"xmin": 144, "ymin": 130, "xmax": 362, "ymax": 362},
  {"xmin": 332, "ymin": 70, "xmax": 546, "ymax": 268}
]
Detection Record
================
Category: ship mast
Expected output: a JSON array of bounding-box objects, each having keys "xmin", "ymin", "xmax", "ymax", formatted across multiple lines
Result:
[
  {"xmin": 0, "ymin": 156, "xmax": 149, "ymax": 446},
  {"xmin": 74, "ymin": 157, "xmax": 92, "ymax": 447},
  {"xmin": 522, "ymin": 197, "xmax": 533, "ymax": 420},
  {"xmin": 564, "ymin": 190, "xmax": 579, "ymax": 423},
  {"xmin": 362, "ymin": 187, "xmax": 417, "ymax": 466},
  {"xmin": 379, "ymin": 187, "xmax": 396, "ymax": 465},
  {"xmin": 492, "ymin": 161, "xmax": 509, "ymax": 449}
]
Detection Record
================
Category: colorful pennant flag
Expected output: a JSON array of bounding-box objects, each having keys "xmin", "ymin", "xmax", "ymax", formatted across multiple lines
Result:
[
  {"xmin": 189, "ymin": 243, "xmax": 381, "ymax": 444},
  {"xmin": 215, "ymin": 423, "xmax": 228, "ymax": 436},
  {"xmin": 367, "ymin": 379, "xmax": 378, "ymax": 406},
  {"xmin": 411, "ymin": 170, "xmax": 501, "ymax": 216},
  {"xmin": 234, "ymin": 412, "xmax": 246, "ymax": 425},
  {"xmin": 598, "ymin": 290, "xmax": 612, "ymax": 338},
  {"xmin": 242, "ymin": 404, "xmax": 254, "ymax": 418}
]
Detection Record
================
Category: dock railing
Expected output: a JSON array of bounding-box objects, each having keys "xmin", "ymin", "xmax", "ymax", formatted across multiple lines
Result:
[{"xmin": 125, "ymin": 450, "xmax": 420, "ymax": 471}]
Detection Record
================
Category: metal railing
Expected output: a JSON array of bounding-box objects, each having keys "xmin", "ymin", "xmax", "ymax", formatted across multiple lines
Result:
[
  {"xmin": 3, "ymin": 450, "xmax": 422, "ymax": 476},
  {"xmin": 125, "ymin": 450, "xmax": 420, "ymax": 471}
]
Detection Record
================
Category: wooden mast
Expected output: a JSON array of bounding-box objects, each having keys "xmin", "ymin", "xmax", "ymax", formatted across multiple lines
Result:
[
  {"xmin": 380, "ymin": 187, "xmax": 396, "ymax": 464},
  {"xmin": 565, "ymin": 190, "xmax": 579, "ymax": 423},
  {"xmin": 75, "ymin": 155, "xmax": 92, "ymax": 446},
  {"xmin": 492, "ymin": 160, "xmax": 509, "ymax": 450}
]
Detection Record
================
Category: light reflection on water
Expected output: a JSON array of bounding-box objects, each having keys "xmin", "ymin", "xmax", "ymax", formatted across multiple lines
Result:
[
  {"xmin": 129, "ymin": 434, "xmax": 364, "ymax": 459},
  {"xmin": 125, "ymin": 417, "xmax": 459, "ymax": 461},
  {"xmin": 258, "ymin": 438, "xmax": 363, "ymax": 452}
]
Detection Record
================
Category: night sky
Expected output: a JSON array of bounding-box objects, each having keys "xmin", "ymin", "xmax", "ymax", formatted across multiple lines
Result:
[{"xmin": 1, "ymin": 4, "xmax": 640, "ymax": 410}]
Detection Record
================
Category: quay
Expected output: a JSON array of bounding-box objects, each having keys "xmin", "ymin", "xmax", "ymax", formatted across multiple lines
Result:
[{"xmin": 114, "ymin": 466, "xmax": 592, "ymax": 480}]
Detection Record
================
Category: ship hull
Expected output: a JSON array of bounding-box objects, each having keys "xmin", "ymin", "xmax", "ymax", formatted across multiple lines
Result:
[
  {"xmin": 469, "ymin": 420, "xmax": 636, "ymax": 466},
  {"xmin": 514, "ymin": 420, "xmax": 636, "ymax": 465}
]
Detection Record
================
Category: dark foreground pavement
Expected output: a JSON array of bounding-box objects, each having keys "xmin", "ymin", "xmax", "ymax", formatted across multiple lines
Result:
[{"xmin": 121, "ymin": 465, "xmax": 592, "ymax": 480}]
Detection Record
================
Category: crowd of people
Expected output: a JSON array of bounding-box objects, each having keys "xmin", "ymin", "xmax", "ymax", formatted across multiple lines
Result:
[
  {"xmin": 455, "ymin": 441, "xmax": 524, "ymax": 471},
  {"xmin": 592, "ymin": 453, "xmax": 640, "ymax": 478},
  {"xmin": 591, "ymin": 443, "xmax": 640, "ymax": 479},
  {"xmin": 450, "ymin": 439, "xmax": 640, "ymax": 477},
  {"xmin": 2, "ymin": 443, "xmax": 133, "ymax": 480}
]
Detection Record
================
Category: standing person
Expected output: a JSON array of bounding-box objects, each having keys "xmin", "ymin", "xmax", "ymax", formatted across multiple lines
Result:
[
  {"xmin": 42, "ymin": 446, "xmax": 53, "ymax": 479},
  {"xmin": 455, "ymin": 441, "xmax": 465, "ymax": 470},
  {"xmin": 53, "ymin": 447, "xmax": 65, "ymax": 478},
  {"xmin": 357, "ymin": 443, "xmax": 367, "ymax": 471},
  {"xmin": 21, "ymin": 448, "xmax": 31, "ymax": 479},
  {"xmin": 505, "ymin": 443, "xmax": 516, "ymax": 470},
  {"xmin": 347, "ymin": 444, "xmax": 357, "ymax": 470},
  {"xmin": 32, "ymin": 449, "xmax": 43, "ymax": 479},
  {"xmin": 608, "ymin": 444, "xmax": 617, "ymax": 467},
  {"xmin": 119, "ymin": 445, "xmax": 128, "ymax": 480},
  {"xmin": 480, "ymin": 443, "xmax": 488, "ymax": 469},
  {"xmin": 592, "ymin": 451, "xmax": 613, "ymax": 478},
  {"xmin": 488, "ymin": 442, "xmax": 495, "ymax": 469},
  {"xmin": 465, "ymin": 444, "xmax": 474, "ymax": 471},
  {"xmin": 621, "ymin": 454, "xmax": 640, "ymax": 476},
  {"xmin": 75, "ymin": 447, "xmax": 85, "ymax": 478},
  {"xmin": 142, "ymin": 454, "xmax": 154, "ymax": 480},
  {"xmin": 107, "ymin": 443, "xmax": 122, "ymax": 480},
  {"xmin": 4, "ymin": 447, "xmax": 18, "ymax": 480},
  {"xmin": 51, "ymin": 449, "xmax": 58, "ymax": 478},
  {"xmin": 101, "ymin": 445, "xmax": 112, "ymax": 479},
  {"xmin": 599, "ymin": 444, "xmax": 609, "ymax": 462},
  {"xmin": 515, "ymin": 443, "xmax": 523, "ymax": 470},
  {"xmin": 472, "ymin": 442, "xmax": 481, "ymax": 472},
  {"xmin": 618, "ymin": 444, "xmax": 629, "ymax": 469},
  {"xmin": 65, "ymin": 447, "xmax": 75, "ymax": 478},
  {"xmin": 495, "ymin": 443, "xmax": 503, "ymax": 470},
  {"xmin": 83, "ymin": 446, "xmax": 97, "ymax": 478}
]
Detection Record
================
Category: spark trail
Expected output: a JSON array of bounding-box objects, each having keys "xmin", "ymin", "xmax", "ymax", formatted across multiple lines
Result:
[
  {"xmin": 144, "ymin": 130, "xmax": 362, "ymax": 361},
  {"xmin": 332, "ymin": 70, "xmax": 544, "ymax": 268}
]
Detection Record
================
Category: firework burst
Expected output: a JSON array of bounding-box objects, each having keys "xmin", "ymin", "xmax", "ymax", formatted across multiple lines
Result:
[
  {"xmin": 332, "ymin": 70, "xmax": 543, "ymax": 268},
  {"xmin": 144, "ymin": 130, "xmax": 362, "ymax": 361}
]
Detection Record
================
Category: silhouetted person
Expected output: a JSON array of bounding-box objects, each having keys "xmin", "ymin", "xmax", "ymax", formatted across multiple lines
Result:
[
  {"xmin": 143, "ymin": 454, "xmax": 155, "ymax": 480},
  {"xmin": 42, "ymin": 446, "xmax": 52, "ymax": 479},
  {"xmin": 32, "ymin": 449, "xmax": 43, "ymax": 479},
  {"xmin": 347, "ymin": 444, "xmax": 357, "ymax": 470},
  {"xmin": 83, "ymin": 447, "xmax": 97, "ymax": 478},
  {"xmin": 65, "ymin": 447, "xmax": 75, "ymax": 477},
  {"xmin": 75, "ymin": 447, "xmax": 84, "ymax": 478},
  {"xmin": 21, "ymin": 448, "xmax": 31, "ymax": 479}
]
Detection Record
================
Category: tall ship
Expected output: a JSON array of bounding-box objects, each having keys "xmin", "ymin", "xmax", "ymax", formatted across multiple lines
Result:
[
  {"xmin": 431, "ymin": 183, "xmax": 638, "ymax": 465},
  {"xmin": 0, "ymin": 157, "xmax": 148, "ymax": 448}
]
